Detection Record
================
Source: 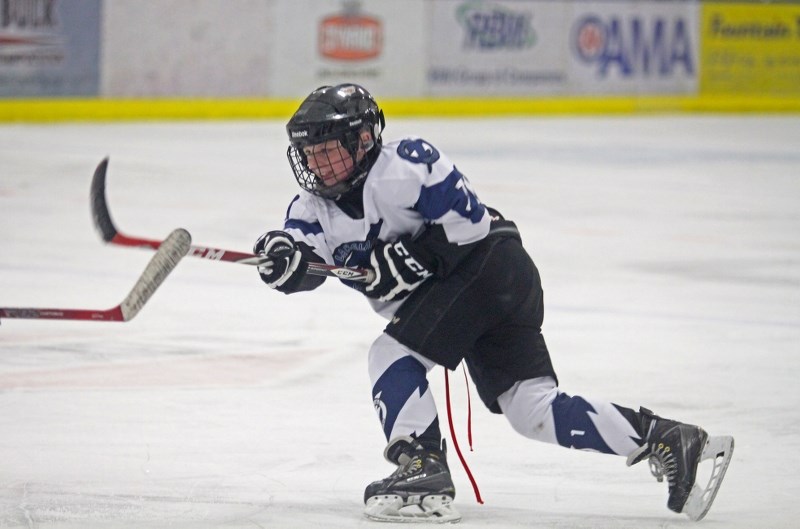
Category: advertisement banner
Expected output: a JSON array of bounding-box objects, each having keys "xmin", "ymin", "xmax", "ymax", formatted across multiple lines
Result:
[
  {"xmin": 0, "ymin": 0, "xmax": 101, "ymax": 97},
  {"xmin": 567, "ymin": 1, "xmax": 699, "ymax": 94},
  {"xmin": 270, "ymin": 0, "xmax": 425, "ymax": 98},
  {"xmin": 700, "ymin": 3, "xmax": 800, "ymax": 95},
  {"xmin": 101, "ymin": 1, "xmax": 275, "ymax": 98},
  {"xmin": 428, "ymin": 0, "xmax": 569, "ymax": 96}
]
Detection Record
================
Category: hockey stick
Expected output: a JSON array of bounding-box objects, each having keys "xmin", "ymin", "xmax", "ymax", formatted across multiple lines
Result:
[
  {"xmin": 0, "ymin": 228, "xmax": 191, "ymax": 323},
  {"xmin": 91, "ymin": 158, "xmax": 375, "ymax": 283}
]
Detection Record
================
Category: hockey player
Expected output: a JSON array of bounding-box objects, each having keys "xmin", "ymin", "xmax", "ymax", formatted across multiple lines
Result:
[{"xmin": 253, "ymin": 84, "xmax": 733, "ymax": 523}]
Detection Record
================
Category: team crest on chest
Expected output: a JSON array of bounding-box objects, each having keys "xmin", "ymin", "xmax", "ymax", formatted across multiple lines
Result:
[{"xmin": 332, "ymin": 219, "xmax": 383, "ymax": 269}]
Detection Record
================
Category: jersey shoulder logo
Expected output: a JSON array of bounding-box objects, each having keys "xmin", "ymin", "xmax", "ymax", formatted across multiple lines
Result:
[{"xmin": 397, "ymin": 138, "xmax": 440, "ymax": 170}]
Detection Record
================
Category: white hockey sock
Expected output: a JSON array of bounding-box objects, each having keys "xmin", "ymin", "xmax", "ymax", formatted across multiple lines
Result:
[
  {"xmin": 368, "ymin": 333, "xmax": 440, "ymax": 444},
  {"xmin": 498, "ymin": 377, "xmax": 642, "ymax": 457}
]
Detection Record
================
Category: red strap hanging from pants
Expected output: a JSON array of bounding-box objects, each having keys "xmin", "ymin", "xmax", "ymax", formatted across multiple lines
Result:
[{"xmin": 444, "ymin": 365, "xmax": 484, "ymax": 504}]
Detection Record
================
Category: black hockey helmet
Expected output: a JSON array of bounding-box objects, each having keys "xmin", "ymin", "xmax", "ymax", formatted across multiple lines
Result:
[{"xmin": 286, "ymin": 84, "xmax": 385, "ymax": 199}]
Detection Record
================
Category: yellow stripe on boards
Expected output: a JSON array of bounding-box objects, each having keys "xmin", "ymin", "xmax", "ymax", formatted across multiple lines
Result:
[{"xmin": 1, "ymin": 96, "xmax": 799, "ymax": 122}]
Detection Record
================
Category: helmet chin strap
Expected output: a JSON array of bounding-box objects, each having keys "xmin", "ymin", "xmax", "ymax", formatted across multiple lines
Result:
[
  {"xmin": 316, "ymin": 180, "xmax": 350, "ymax": 199},
  {"xmin": 316, "ymin": 169, "xmax": 367, "ymax": 200}
]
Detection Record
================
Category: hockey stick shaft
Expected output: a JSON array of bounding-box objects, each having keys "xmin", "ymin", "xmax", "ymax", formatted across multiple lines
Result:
[
  {"xmin": 91, "ymin": 158, "xmax": 375, "ymax": 283},
  {"xmin": 0, "ymin": 228, "xmax": 191, "ymax": 322}
]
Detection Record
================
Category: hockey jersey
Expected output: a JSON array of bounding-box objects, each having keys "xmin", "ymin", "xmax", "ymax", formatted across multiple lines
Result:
[{"xmin": 282, "ymin": 137, "xmax": 491, "ymax": 319}]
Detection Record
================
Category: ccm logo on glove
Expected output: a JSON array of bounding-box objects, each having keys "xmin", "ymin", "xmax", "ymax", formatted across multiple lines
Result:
[
  {"xmin": 365, "ymin": 239, "xmax": 432, "ymax": 302},
  {"xmin": 395, "ymin": 244, "xmax": 428, "ymax": 275}
]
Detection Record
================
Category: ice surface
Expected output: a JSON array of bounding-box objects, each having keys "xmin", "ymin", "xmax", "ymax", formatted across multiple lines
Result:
[{"xmin": 1, "ymin": 116, "xmax": 798, "ymax": 528}]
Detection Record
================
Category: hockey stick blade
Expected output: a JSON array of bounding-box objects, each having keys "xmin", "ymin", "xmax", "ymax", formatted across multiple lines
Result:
[
  {"xmin": 0, "ymin": 228, "xmax": 191, "ymax": 323},
  {"xmin": 91, "ymin": 157, "xmax": 375, "ymax": 282}
]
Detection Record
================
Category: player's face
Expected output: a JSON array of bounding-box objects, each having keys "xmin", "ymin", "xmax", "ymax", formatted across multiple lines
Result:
[{"xmin": 303, "ymin": 140, "xmax": 355, "ymax": 187}]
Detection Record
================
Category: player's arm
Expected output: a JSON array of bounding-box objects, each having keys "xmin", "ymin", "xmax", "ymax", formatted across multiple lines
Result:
[
  {"xmin": 365, "ymin": 140, "xmax": 491, "ymax": 301},
  {"xmin": 398, "ymin": 141, "xmax": 494, "ymax": 278}
]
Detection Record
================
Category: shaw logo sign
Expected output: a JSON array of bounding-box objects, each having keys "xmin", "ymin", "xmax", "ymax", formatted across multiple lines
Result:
[
  {"xmin": 456, "ymin": 1, "xmax": 536, "ymax": 51},
  {"xmin": 318, "ymin": 3, "xmax": 383, "ymax": 61}
]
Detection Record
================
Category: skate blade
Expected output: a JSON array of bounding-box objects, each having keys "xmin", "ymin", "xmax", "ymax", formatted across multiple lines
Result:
[
  {"xmin": 364, "ymin": 494, "xmax": 461, "ymax": 524},
  {"xmin": 682, "ymin": 435, "xmax": 734, "ymax": 521}
]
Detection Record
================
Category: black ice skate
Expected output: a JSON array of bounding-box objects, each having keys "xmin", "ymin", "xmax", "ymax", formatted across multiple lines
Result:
[
  {"xmin": 627, "ymin": 407, "xmax": 734, "ymax": 521},
  {"xmin": 363, "ymin": 436, "xmax": 460, "ymax": 523}
]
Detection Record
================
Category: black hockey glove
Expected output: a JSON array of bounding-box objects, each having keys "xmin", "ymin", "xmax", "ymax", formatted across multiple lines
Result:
[
  {"xmin": 364, "ymin": 238, "xmax": 433, "ymax": 302},
  {"xmin": 253, "ymin": 230, "xmax": 308, "ymax": 291}
]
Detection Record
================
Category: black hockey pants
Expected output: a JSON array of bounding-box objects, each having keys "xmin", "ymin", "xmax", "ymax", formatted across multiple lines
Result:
[{"xmin": 385, "ymin": 233, "xmax": 557, "ymax": 414}]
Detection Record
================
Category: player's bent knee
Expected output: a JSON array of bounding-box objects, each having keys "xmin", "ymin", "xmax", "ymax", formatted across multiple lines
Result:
[
  {"xmin": 368, "ymin": 333, "xmax": 436, "ymax": 384},
  {"xmin": 497, "ymin": 376, "xmax": 559, "ymax": 442}
]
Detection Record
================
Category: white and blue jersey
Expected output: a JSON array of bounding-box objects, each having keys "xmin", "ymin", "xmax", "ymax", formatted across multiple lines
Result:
[
  {"xmin": 281, "ymin": 137, "xmax": 491, "ymax": 319},
  {"xmin": 277, "ymin": 134, "xmax": 651, "ymax": 472}
]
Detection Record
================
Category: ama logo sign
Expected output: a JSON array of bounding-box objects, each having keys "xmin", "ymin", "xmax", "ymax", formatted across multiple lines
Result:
[{"xmin": 572, "ymin": 14, "xmax": 694, "ymax": 77}]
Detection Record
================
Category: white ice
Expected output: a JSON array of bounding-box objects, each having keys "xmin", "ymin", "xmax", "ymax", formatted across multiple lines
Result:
[{"xmin": 1, "ymin": 115, "xmax": 798, "ymax": 528}]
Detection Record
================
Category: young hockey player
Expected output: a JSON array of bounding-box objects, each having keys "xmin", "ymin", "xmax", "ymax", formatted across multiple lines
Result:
[{"xmin": 253, "ymin": 83, "xmax": 733, "ymax": 523}]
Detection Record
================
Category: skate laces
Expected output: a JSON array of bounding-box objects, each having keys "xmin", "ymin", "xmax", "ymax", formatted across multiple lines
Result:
[
  {"xmin": 648, "ymin": 442, "xmax": 678, "ymax": 486},
  {"xmin": 627, "ymin": 418, "xmax": 679, "ymax": 488},
  {"xmin": 394, "ymin": 457, "xmax": 423, "ymax": 479},
  {"xmin": 444, "ymin": 364, "xmax": 484, "ymax": 504}
]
